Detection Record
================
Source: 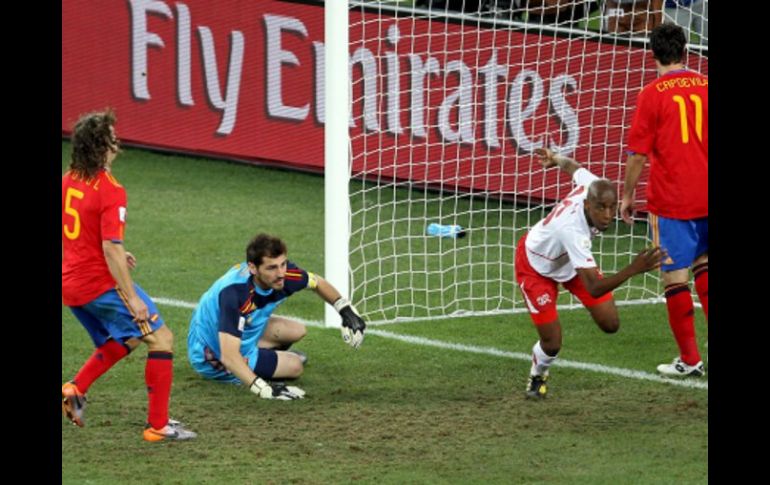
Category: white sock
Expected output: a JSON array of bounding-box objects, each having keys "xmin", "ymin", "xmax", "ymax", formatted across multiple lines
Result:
[{"xmin": 530, "ymin": 341, "xmax": 557, "ymax": 377}]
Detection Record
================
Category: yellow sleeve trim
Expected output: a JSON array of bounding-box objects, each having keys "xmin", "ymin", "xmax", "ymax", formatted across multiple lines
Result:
[{"xmin": 104, "ymin": 172, "xmax": 123, "ymax": 188}]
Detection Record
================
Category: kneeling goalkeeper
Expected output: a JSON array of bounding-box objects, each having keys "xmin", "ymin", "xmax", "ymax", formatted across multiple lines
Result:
[{"xmin": 187, "ymin": 233, "xmax": 366, "ymax": 400}]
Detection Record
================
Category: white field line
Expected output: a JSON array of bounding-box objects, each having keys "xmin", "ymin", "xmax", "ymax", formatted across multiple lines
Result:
[
  {"xmin": 154, "ymin": 297, "xmax": 198, "ymax": 309},
  {"xmin": 366, "ymin": 329, "xmax": 708, "ymax": 390},
  {"xmin": 364, "ymin": 298, "xmax": 701, "ymax": 326},
  {"xmin": 154, "ymin": 297, "xmax": 707, "ymax": 390}
]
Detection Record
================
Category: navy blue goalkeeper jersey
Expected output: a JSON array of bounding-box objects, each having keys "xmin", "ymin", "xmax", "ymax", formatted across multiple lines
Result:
[{"xmin": 187, "ymin": 261, "xmax": 309, "ymax": 362}]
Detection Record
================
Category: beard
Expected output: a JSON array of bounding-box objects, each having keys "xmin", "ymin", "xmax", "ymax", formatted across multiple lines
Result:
[{"xmin": 254, "ymin": 275, "xmax": 284, "ymax": 291}]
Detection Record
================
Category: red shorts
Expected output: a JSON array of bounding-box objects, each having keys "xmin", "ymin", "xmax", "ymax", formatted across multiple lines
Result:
[{"xmin": 515, "ymin": 234, "xmax": 613, "ymax": 325}]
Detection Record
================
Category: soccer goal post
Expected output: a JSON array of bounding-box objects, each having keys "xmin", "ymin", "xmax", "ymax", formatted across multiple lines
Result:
[
  {"xmin": 324, "ymin": 1, "xmax": 708, "ymax": 327},
  {"xmin": 324, "ymin": 1, "xmax": 351, "ymax": 328}
]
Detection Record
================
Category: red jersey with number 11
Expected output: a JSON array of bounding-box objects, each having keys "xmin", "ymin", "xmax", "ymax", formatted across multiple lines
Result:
[
  {"xmin": 62, "ymin": 169, "xmax": 126, "ymax": 306},
  {"xmin": 627, "ymin": 69, "xmax": 708, "ymax": 219}
]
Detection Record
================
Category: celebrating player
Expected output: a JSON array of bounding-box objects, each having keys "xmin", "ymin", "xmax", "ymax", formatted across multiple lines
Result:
[{"xmin": 516, "ymin": 147, "xmax": 664, "ymax": 398}]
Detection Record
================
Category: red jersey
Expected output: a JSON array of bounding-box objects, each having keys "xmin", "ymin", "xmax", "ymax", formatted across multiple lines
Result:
[
  {"xmin": 62, "ymin": 169, "xmax": 127, "ymax": 306},
  {"xmin": 627, "ymin": 69, "xmax": 708, "ymax": 219}
]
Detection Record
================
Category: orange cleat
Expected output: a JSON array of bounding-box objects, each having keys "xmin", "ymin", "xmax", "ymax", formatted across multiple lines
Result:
[
  {"xmin": 143, "ymin": 419, "xmax": 197, "ymax": 442},
  {"xmin": 61, "ymin": 382, "xmax": 87, "ymax": 427}
]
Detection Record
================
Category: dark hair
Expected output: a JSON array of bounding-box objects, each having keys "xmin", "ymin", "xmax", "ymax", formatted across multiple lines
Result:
[
  {"xmin": 650, "ymin": 24, "xmax": 686, "ymax": 66},
  {"xmin": 247, "ymin": 234, "xmax": 288, "ymax": 266},
  {"xmin": 69, "ymin": 108, "xmax": 118, "ymax": 179}
]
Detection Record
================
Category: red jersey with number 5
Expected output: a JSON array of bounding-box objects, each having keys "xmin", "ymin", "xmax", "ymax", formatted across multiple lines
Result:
[
  {"xmin": 627, "ymin": 69, "xmax": 708, "ymax": 219},
  {"xmin": 62, "ymin": 169, "xmax": 126, "ymax": 306}
]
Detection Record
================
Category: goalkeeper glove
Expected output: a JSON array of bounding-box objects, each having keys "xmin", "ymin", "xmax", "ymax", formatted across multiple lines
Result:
[
  {"xmin": 249, "ymin": 377, "xmax": 305, "ymax": 400},
  {"xmin": 333, "ymin": 297, "xmax": 366, "ymax": 349}
]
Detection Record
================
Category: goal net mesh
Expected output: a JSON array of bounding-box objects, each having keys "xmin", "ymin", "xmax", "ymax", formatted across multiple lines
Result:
[{"xmin": 346, "ymin": 0, "xmax": 708, "ymax": 323}]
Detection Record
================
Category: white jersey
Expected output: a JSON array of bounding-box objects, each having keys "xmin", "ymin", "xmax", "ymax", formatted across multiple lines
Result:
[{"xmin": 525, "ymin": 168, "xmax": 601, "ymax": 282}]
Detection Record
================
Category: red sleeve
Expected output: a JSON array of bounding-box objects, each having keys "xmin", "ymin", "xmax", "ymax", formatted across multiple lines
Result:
[
  {"xmin": 627, "ymin": 87, "xmax": 656, "ymax": 155},
  {"xmin": 100, "ymin": 182, "xmax": 126, "ymax": 242}
]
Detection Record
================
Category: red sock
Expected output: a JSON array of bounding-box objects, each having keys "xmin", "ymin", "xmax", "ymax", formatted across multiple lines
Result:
[
  {"xmin": 665, "ymin": 284, "xmax": 701, "ymax": 365},
  {"xmin": 145, "ymin": 351, "xmax": 173, "ymax": 430},
  {"xmin": 71, "ymin": 339, "xmax": 130, "ymax": 393},
  {"xmin": 693, "ymin": 263, "xmax": 708, "ymax": 322}
]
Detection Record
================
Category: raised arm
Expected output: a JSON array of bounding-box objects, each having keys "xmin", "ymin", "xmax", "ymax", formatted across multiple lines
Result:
[{"xmin": 534, "ymin": 147, "xmax": 581, "ymax": 177}]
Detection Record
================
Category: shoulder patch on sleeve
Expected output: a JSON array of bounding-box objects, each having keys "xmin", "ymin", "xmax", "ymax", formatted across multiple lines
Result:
[
  {"xmin": 580, "ymin": 236, "xmax": 592, "ymax": 251},
  {"xmin": 306, "ymin": 271, "xmax": 319, "ymax": 290}
]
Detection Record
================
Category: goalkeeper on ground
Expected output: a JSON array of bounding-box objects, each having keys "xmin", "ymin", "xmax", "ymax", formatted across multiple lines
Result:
[{"xmin": 187, "ymin": 233, "xmax": 366, "ymax": 400}]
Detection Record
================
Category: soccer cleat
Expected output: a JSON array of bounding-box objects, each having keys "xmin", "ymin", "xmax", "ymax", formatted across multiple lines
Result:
[
  {"xmin": 62, "ymin": 382, "xmax": 87, "ymax": 427},
  {"xmin": 143, "ymin": 419, "xmax": 197, "ymax": 442},
  {"xmin": 656, "ymin": 357, "xmax": 705, "ymax": 377},
  {"xmin": 526, "ymin": 374, "xmax": 548, "ymax": 399},
  {"xmin": 288, "ymin": 350, "xmax": 308, "ymax": 366}
]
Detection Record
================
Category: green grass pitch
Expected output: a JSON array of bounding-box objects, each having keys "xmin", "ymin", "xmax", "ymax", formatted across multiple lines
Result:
[{"xmin": 61, "ymin": 142, "xmax": 707, "ymax": 484}]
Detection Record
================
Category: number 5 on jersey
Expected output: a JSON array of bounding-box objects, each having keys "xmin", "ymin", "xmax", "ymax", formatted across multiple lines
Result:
[{"xmin": 64, "ymin": 187, "xmax": 84, "ymax": 240}]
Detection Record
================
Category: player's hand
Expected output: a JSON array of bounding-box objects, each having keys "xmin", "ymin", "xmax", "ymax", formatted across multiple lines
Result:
[
  {"xmin": 272, "ymin": 381, "xmax": 306, "ymax": 400},
  {"xmin": 630, "ymin": 247, "xmax": 665, "ymax": 274},
  {"xmin": 619, "ymin": 197, "xmax": 635, "ymax": 225},
  {"xmin": 126, "ymin": 251, "xmax": 137, "ymax": 270},
  {"xmin": 249, "ymin": 377, "xmax": 305, "ymax": 400},
  {"xmin": 334, "ymin": 298, "xmax": 366, "ymax": 349},
  {"xmin": 128, "ymin": 295, "xmax": 150, "ymax": 322},
  {"xmin": 533, "ymin": 147, "xmax": 558, "ymax": 169}
]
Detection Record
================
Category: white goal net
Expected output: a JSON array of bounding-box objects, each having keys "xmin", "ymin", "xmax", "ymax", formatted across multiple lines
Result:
[{"xmin": 339, "ymin": 0, "xmax": 708, "ymax": 323}]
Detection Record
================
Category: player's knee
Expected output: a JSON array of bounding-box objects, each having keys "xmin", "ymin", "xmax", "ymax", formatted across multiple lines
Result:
[
  {"xmin": 123, "ymin": 337, "xmax": 143, "ymax": 351},
  {"xmin": 295, "ymin": 324, "xmax": 307, "ymax": 342},
  {"xmin": 158, "ymin": 325, "xmax": 174, "ymax": 346},
  {"xmin": 144, "ymin": 325, "xmax": 174, "ymax": 352},
  {"xmin": 599, "ymin": 316, "xmax": 620, "ymax": 333},
  {"xmin": 285, "ymin": 356, "xmax": 304, "ymax": 378}
]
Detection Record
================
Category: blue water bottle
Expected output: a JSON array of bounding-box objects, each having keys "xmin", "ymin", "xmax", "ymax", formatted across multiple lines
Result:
[{"xmin": 426, "ymin": 223, "xmax": 466, "ymax": 238}]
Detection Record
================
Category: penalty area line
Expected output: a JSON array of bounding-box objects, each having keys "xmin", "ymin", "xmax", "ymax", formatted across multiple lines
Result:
[{"xmin": 154, "ymin": 296, "xmax": 707, "ymax": 390}]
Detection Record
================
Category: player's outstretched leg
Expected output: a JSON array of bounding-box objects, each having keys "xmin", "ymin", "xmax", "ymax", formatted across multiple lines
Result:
[{"xmin": 526, "ymin": 323, "xmax": 560, "ymax": 400}]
